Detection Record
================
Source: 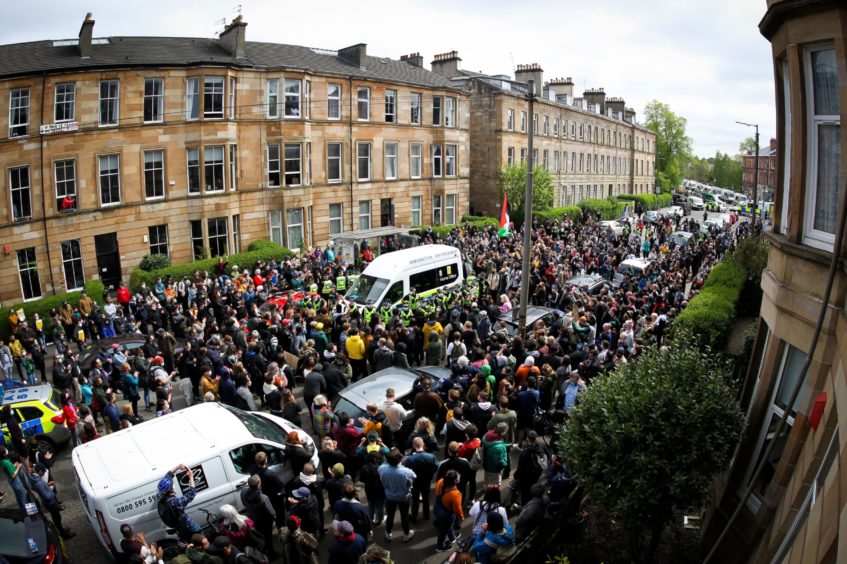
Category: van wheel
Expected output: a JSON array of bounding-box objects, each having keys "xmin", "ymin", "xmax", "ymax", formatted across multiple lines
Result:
[{"xmin": 36, "ymin": 436, "xmax": 55, "ymax": 454}]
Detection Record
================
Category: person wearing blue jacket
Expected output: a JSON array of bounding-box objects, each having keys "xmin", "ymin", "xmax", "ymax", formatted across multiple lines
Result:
[
  {"xmin": 30, "ymin": 463, "xmax": 75, "ymax": 539},
  {"xmin": 377, "ymin": 448, "xmax": 416, "ymax": 543},
  {"xmin": 471, "ymin": 511, "xmax": 515, "ymax": 564}
]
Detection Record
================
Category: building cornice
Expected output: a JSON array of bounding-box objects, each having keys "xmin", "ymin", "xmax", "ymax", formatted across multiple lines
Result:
[{"xmin": 759, "ymin": 0, "xmax": 843, "ymax": 39}]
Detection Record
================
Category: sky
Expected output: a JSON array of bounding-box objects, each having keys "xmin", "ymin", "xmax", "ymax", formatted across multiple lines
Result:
[{"xmin": 4, "ymin": 0, "xmax": 776, "ymax": 157}]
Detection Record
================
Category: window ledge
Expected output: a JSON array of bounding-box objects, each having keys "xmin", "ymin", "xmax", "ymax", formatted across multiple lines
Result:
[{"xmin": 765, "ymin": 231, "xmax": 846, "ymax": 268}]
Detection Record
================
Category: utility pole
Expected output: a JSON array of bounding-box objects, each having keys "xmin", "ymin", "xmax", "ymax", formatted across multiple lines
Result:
[
  {"xmin": 737, "ymin": 120, "xmax": 760, "ymax": 221},
  {"xmin": 519, "ymin": 80, "xmax": 535, "ymax": 341}
]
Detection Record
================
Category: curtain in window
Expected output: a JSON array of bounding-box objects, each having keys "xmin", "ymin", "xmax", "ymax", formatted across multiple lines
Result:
[{"xmin": 814, "ymin": 124, "xmax": 840, "ymax": 234}]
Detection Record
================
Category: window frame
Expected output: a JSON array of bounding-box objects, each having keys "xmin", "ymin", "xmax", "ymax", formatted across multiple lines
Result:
[
  {"xmin": 358, "ymin": 200, "xmax": 371, "ymax": 230},
  {"xmin": 327, "ymin": 83, "xmax": 341, "ymax": 120},
  {"xmin": 357, "ymin": 142, "xmax": 371, "ymax": 181},
  {"xmin": 286, "ymin": 207, "xmax": 305, "ymax": 250},
  {"xmin": 284, "ymin": 78, "xmax": 301, "ymax": 118},
  {"xmin": 431, "ymin": 145, "xmax": 443, "ymax": 178},
  {"xmin": 143, "ymin": 78, "xmax": 164, "ymax": 123},
  {"xmin": 17, "ymin": 247, "xmax": 42, "ymax": 301},
  {"xmin": 229, "ymin": 144, "xmax": 238, "ymax": 191},
  {"xmin": 357, "ymin": 87, "xmax": 370, "ymax": 121},
  {"xmin": 329, "ymin": 203, "xmax": 343, "ymax": 236},
  {"xmin": 9, "ymin": 165, "xmax": 32, "ymax": 221},
  {"xmin": 98, "ymin": 153, "xmax": 121, "ymax": 206},
  {"xmin": 60, "ymin": 239, "xmax": 84, "ymax": 292},
  {"xmin": 143, "ymin": 149, "xmax": 166, "ymax": 200},
  {"xmin": 520, "ymin": 111, "xmax": 527, "ymax": 133},
  {"xmin": 432, "ymin": 194, "xmax": 443, "ymax": 225},
  {"xmin": 207, "ymin": 217, "xmax": 229, "ymax": 257},
  {"xmin": 187, "ymin": 148, "xmax": 200, "ymax": 195},
  {"xmin": 190, "ymin": 220, "xmax": 204, "ymax": 260},
  {"xmin": 269, "ymin": 210, "xmax": 283, "ymax": 247},
  {"xmin": 98, "ymin": 80, "xmax": 119, "ymax": 127},
  {"xmin": 186, "ymin": 77, "xmax": 200, "ymax": 120},
  {"xmin": 507, "ymin": 108, "xmax": 514, "ymax": 131},
  {"xmin": 267, "ymin": 79, "xmax": 280, "ymax": 119},
  {"xmin": 204, "ymin": 146, "xmax": 226, "ymax": 193},
  {"xmin": 445, "ymin": 194, "xmax": 456, "ymax": 225},
  {"xmin": 432, "ymin": 96, "xmax": 442, "ymax": 126},
  {"xmin": 411, "ymin": 195, "xmax": 422, "ymax": 226},
  {"xmin": 384, "ymin": 142, "xmax": 399, "ymax": 180},
  {"xmin": 267, "ymin": 144, "xmax": 281, "ymax": 187},
  {"xmin": 54, "ymin": 82, "xmax": 76, "ymax": 123},
  {"xmin": 384, "ymin": 89, "xmax": 397, "ymax": 123},
  {"xmin": 148, "ymin": 225, "xmax": 169, "ymax": 257},
  {"xmin": 410, "ymin": 92, "xmax": 421, "ymax": 124},
  {"xmin": 284, "ymin": 143, "xmax": 302, "ymax": 187},
  {"xmin": 229, "ymin": 77, "xmax": 236, "ymax": 119},
  {"xmin": 410, "ymin": 143, "xmax": 423, "ymax": 179},
  {"xmin": 203, "ymin": 76, "xmax": 225, "ymax": 119},
  {"xmin": 507, "ymin": 147, "xmax": 515, "ymax": 166},
  {"xmin": 327, "ymin": 142, "xmax": 342, "ymax": 183},
  {"xmin": 445, "ymin": 96, "xmax": 457, "ymax": 127},
  {"xmin": 445, "ymin": 144, "xmax": 457, "ymax": 177},
  {"xmin": 9, "ymin": 87, "xmax": 30, "ymax": 138}
]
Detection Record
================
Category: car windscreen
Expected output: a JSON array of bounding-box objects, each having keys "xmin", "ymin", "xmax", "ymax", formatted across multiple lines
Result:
[
  {"xmin": 222, "ymin": 405, "xmax": 286, "ymax": 443},
  {"xmin": 0, "ymin": 513, "xmax": 46, "ymax": 557},
  {"xmin": 333, "ymin": 397, "xmax": 366, "ymax": 421},
  {"xmin": 345, "ymin": 274, "xmax": 390, "ymax": 305}
]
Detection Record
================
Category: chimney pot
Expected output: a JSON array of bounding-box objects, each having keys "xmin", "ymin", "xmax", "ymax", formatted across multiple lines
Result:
[{"xmin": 431, "ymin": 50, "xmax": 462, "ymax": 78}]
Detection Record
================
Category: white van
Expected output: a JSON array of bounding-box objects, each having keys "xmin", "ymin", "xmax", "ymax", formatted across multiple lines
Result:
[
  {"xmin": 613, "ymin": 257, "xmax": 654, "ymax": 287},
  {"xmin": 344, "ymin": 244, "xmax": 464, "ymax": 309},
  {"xmin": 72, "ymin": 402, "xmax": 318, "ymax": 554}
]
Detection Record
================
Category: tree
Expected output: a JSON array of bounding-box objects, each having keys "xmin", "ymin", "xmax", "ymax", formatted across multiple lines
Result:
[
  {"xmin": 739, "ymin": 136, "xmax": 759, "ymax": 156},
  {"xmin": 499, "ymin": 162, "xmax": 554, "ymax": 214},
  {"xmin": 644, "ymin": 101, "xmax": 692, "ymax": 193},
  {"xmin": 682, "ymin": 155, "xmax": 711, "ymax": 184},
  {"xmin": 558, "ymin": 338, "xmax": 742, "ymax": 563},
  {"xmin": 712, "ymin": 151, "xmax": 743, "ymax": 190}
]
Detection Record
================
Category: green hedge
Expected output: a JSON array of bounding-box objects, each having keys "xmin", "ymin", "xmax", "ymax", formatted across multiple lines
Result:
[
  {"xmin": 578, "ymin": 198, "xmax": 627, "ymax": 220},
  {"xmin": 617, "ymin": 193, "xmax": 674, "ymax": 211},
  {"xmin": 673, "ymin": 259, "xmax": 747, "ymax": 349},
  {"xmin": 128, "ymin": 240, "xmax": 293, "ymax": 292},
  {"xmin": 0, "ymin": 279, "xmax": 105, "ymax": 341},
  {"xmin": 534, "ymin": 206, "xmax": 584, "ymax": 225}
]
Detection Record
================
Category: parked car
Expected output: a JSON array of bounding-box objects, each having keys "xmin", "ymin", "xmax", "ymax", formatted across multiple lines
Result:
[
  {"xmin": 1, "ymin": 385, "xmax": 71, "ymax": 452},
  {"xmin": 497, "ymin": 306, "xmax": 565, "ymax": 338},
  {"xmin": 688, "ymin": 196, "xmax": 705, "ymax": 210},
  {"xmin": 613, "ymin": 258, "xmax": 654, "ymax": 287},
  {"xmin": 665, "ymin": 206, "xmax": 685, "ymax": 218},
  {"xmin": 78, "ymin": 334, "xmax": 183, "ymax": 374},
  {"xmin": 563, "ymin": 274, "xmax": 609, "ymax": 296},
  {"xmin": 599, "ymin": 219, "xmax": 630, "ymax": 236},
  {"xmin": 644, "ymin": 210, "xmax": 661, "ymax": 224},
  {"xmin": 700, "ymin": 214, "xmax": 732, "ymax": 234},
  {"xmin": 670, "ymin": 231, "xmax": 695, "ymax": 248},
  {"xmin": 0, "ymin": 508, "xmax": 68, "ymax": 564}
]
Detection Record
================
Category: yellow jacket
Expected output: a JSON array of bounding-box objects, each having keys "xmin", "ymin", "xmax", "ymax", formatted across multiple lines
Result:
[{"xmin": 345, "ymin": 335, "xmax": 366, "ymax": 361}]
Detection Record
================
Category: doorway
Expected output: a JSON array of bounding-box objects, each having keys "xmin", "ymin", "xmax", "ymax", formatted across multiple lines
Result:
[{"xmin": 94, "ymin": 232, "xmax": 122, "ymax": 289}]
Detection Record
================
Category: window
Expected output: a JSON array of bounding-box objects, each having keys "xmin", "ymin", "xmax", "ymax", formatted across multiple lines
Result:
[
  {"xmin": 284, "ymin": 78, "xmax": 301, "ymax": 117},
  {"xmin": 9, "ymin": 88, "xmax": 29, "ymax": 137},
  {"xmin": 190, "ymin": 220, "xmax": 204, "ymax": 260},
  {"xmin": 520, "ymin": 111, "xmax": 527, "ymax": 133},
  {"xmin": 267, "ymin": 79, "xmax": 279, "ymax": 118},
  {"xmin": 533, "ymin": 149, "xmax": 538, "ymax": 166},
  {"xmin": 445, "ymin": 97, "xmax": 457, "ymax": 127},
  {"xmin": 55, "ymin": 159, "xmax": 77, "ymax": 211},
  {"xmin": 204, "ymin": 76, "xmax": 224, "ymax": 118},
  {"xmin": 327, "ymin": 142, "xmax": 342, "ymax": 183},
  {"xmin": 804, "ymin": 46, "xmax": 840, "ymax": 249},
  {"xmin": 543, "ymin": 116, "xmax": 549, "ymax": 135},
  {"xmin": 410, "ymin": 143, "xmax": 422, "ymax": 179},
  {"xmin": 54, "ymin": 83, "xmax": 75, "ymax": 122},
  {"xmin": 432, "ymin": 96, "xmax": 442, "ymax": 126},
  {"xmin": 327, "ymin": 83, "xmax": 341, "ymax": 119},
  {"xmin": 143, "ymin": 150, "xmax": 165, "ymax": 199},
  {"xmin": 780, "ymin": 60, "xmax": 792, "ymax": 236},
  {"xmin": 553, "ymin": 118, "xmax": 559, "ymax": 137},
  {"xmin": 432, "ymin": 194, "xmax": 442, "ymax": 225},
  {"xmin": 384, "ymin": 89, "xmax": 396, "ymax": 123},
  {"xmin": 411, "ymin": 195, "xmax": 422, "ymax": 226},
  {"xmin": 99, "ymin": 81, "xmax": 119, "ymax": 126},
  {"xmin": 357, "ymin": 143, "xmax": 371, "ymax": 180},
  {"xmin": 572, "ymin": 122, "xmax": 576, "ymax": 138},
  {"xmin": 284, "ymin": 143, "xmax": 302, "ymax": 186},
  {"xmin": 143, "ymin": 78, "xmax": 164, "ymax": 123},
  {"xmin": 563, "ymin": 151, "xmax": 568, "ymax": 173},
  {"xmin": 553, "ymin": 151, "xmax": 559, "ymax": 173},
  {"xmin": 9, "ymin": 166, "xmax": 31, "ymax": 221},
  {"xmin": 384, "ymin": 142, "xmax": 398, "ymax": 179},
  {"xmin": 98, "ymin": 154, "xmax": 121, "ymax": 205},
  {"xmin": 579, "ymin": 153, "xmax": 584, "ymax": 173},
  {"xmin": 445, "ymin": 194, "xmax": 456, "ymax": 225},
  {"xmin": 17, "ymin": 248, "xmax": 41, "ymax": 300},
  {"xmin": 186, "ymin": 77, "xmax": 200, "ymax": 120},
  {"xmin": 187, "ymin": 148, "xmax": 200, "ymax": 194},
  {"xmin": 563, "ymin": 120, "xmax": 568, "ymax": 139},
  {"xmin": 207, "ymin": 217, "xmax": 228, "ymax": 257},
  {"xmin": 304, "ymin": 80, "xmax": 310, "ymax": 120},
  {"xmin": 357, "ymin": 87, "xmax": 370, "ymax": 121},
  {"xmin": 204, "ymin": 146, "xmax": 225, "ymax": 192},
  {"xmin": 58, "ymin": 239, "xmax": 84, "ymax": 291},
  {"xmin": 571, "ymin": 152, "xmax": 576, "ymax": 172},
  {"xmin": 267, "ymin": 144, "xmax": 281, "ymax": 186},
  {"xmin": 148, "ymin": 225, "xmax": 169, "ymax": 256},
  {"xmin": 229, "ymin": 145, "xmax": 237, "ymax": 191},
  {"xmin": 507, "ymin": 147, "xmax": 515, "ymax": 166},
  {"xmin": 432, "ymin": 145, "xmax": 443, "ymax": 177},
  {"xmin": 533, "ymin": 113, "xmax": 538, "ymax": 134},
  {"xmin": 358, "ymin": 200, "xmax": 371, "ymax": 230},
  {"xmin": 507, "ymin": 109, "xmax": 514, "ymax": 131},
  {"xmin": 409, "ymin": 263, "xmax": 459, "ymax": 293},
  {"xmin": 520, "ymin": 148, "xmax": 527, "ymax": 165},
  {"xmin": 232, "ymin": 214, "xmax": 240, "ymax": 253},
  {"xmin": 329, "ymin": 203, "xmax": 343, "ymax": 235},
  {"xmin": 286, "ymin": 208, "xmax": 305, "ymax": 250},
  {"xmin": 410, "ymin": 93, "xmax": 421, "ymax": 124},
  {"xmin": 543, "ymin": 150, "xmax": 549, "ymax": 171},
  {"xmin": 229, "ymin": 77, "xmax": 236, "ymax": 119},
  {"xmin": 445, "ymin": 144, "xmax": 457, "ymax": 177},
  {"xmin": 305, "ymin": 142, "xmax": 311, "ymax": 185},
  {"xmin": 269, "ymin": 210, "xmax": 283, "ymax": 246}
]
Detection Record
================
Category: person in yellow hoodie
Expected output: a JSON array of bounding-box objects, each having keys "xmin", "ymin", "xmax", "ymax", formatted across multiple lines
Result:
[
  {"xmin": 345, "ymin": 328, "xmax": 366, "ymax": 382},
  {"xmin": 422, "ymin": 315, "xmax": 444, "ymax": 349},
  {"xmin": 7, "ymin": 335, "xmax": 24, "ymax": 382}
]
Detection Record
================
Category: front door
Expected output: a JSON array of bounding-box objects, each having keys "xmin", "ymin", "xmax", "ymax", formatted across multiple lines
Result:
[
  {"xmin": 94, "ymin": 232, "xmax": 121, "ymax": 288},
  {"xmin": 380, "ymin": 198, "xmax": 394, "ymax": 227}
]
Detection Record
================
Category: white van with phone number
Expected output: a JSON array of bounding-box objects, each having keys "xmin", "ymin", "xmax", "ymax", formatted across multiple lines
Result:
[{"xmin": 71, "ymin": 402, "xmax": 318, "ymax": 555}]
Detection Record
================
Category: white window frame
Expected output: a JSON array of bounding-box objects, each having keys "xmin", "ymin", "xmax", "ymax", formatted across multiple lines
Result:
[
  {"xmin": 384, "ymin": 142, "xmax": 399, "ymax": 180},
  {"xmin": 445, "ymin": 194, "xmax": 456, "ymax": 225},
  {"xmin": 411, "ymin": 195, "xmax": 422, "ymax": 226},
  {"xmin": 286, "ymin": 207, "xmax": 305, "ymax": 250},
  {"xmin": 543, "ymin": 149, "xmax": 549, "ymax": 171},
  {"xmin": 802, "ymin": 44, "xmax": 840, "ymax": 250},
  {"xmin": 520, "ymin": 111, "xmax": 527, "ymax": 133},
  {"xmin": 143, "ymin": 78, "xmax": 164, "ymax": 123},
  {"xmin": 780, "ymin": 59, "xmax": 791, "ymax": 236},
  {"xmin": 329, "ymin": 203, "xmax": 343, "ymax": 235},
  {"xmin": 60, "ymin": 239, "xmax": 85, "ymax": 291},
  {"xmin": 445, "ymin": 144, "xmax": 457, "ymax": 177},
  {"xmin": 284, "ymin": 78, "xmax": 301, "ymax": 118},
  {"xmin": 410, "ymin": 143, "xmax": 422, "ymax": 179},
  {"xmin": 358, "ymin": 200, "xmax": 371, "ymax": 230},
  {"xmin": 204, "ymin": 146, "xmax": 226, "ymax": 193},
  {"xmin": 229, "ymin": 144, "xmax": 237, "ymax": 191},
  {"xmin": 543, "ymin": 115, "xmax": 549, "ymax": 135},
  {"xmin": 432, "ymin": 145, "xmax": 443, "ymax": 178},
  {"xmin": 327, "ymin": 142, "xmax": 342, "ymax": 183},
  {"xmin": 204, "ymin": 76, "xmax": 225, "ymax": 119},
  {"xmin": 99, "ymin": 80, "xmax": 119, "ymax": 127},
  {"xmin": 553, "ymin": 118, "xmax": 559, "ymax": 137},
  {"xmin": 385, "ymin": 89, "xmax": 397, "ymax": 123},
  {"xmin": 410, "ymin": 93, "xmax": 421, "ymax": 124},
  {"xmin": 9, "ymin": 87, "xmax": 30, "ymax": 138},
  {"xmin": 267, "ymin": 79, "xmax": 280, "ymax": 118},
  {"xmin": 267, "ymin": 144, "xmax": 281, "ymax": 187},
  {"xmin": 305, "ymin": 142, "xmax": 311, "ymax": 185},
  {"xmin": 533, "ymin": 113, "xmax": 538, "ymax": 134},
  {"xmin": 190, "ymin": 220, "xmax": 204, "ymax": 260},
  {"xmin": 187, "ymin": 148, "xmax": 200, "ymax": 195},
  {"xmin": 207, "ymin": 217, "xmax": 228, "ymax": 257},
  {"xmin": 269, "ymin": 210, "xmax": 283, "ymax": 246},
  {"xmin": 229, "ymin": 77, "xmax": 236, "ymax": 119},
  {"xmin": 186, "ymin": 77, "xmax": 200, "ymax": 120},
  {"xmin": 432, "ymin": 194, "xmax": 443, "ymax": 225},
  {"xmin": 507, "ymin": 147, "xmax": 515, "ymax": 166},
  {"xmin": 148, "ymin": 225, "xmax": 169, "ymax": 256},
  {"xmin": 507, "ymin": 108, "xmax": 514, "ymax": 131},
  {"xmin": 327, "ymin": 83, "xmax": 341, "ymax": 120},
  {"xmin": 17, "ymin": 247, "xmax": 42, "ymax": 301},
  {"xmin": 445, "ymin": 96, "xmax": 457, "ymax": 127},
  {"xmin": 284, "ymin": 143, "xmax": 302, "ymax": 186},
  {"xmin": 357, "ymin": 142, "xmax": 371, "ymax": 181},
  {"xmin": 54, "ymin": 82, "xmax": 76, "ymax": 123},
  {"xmin": 98, "ymin": 153, "xmax": 121, "ymax": 206},
  {"xmin": 9, "ymin": 165, "xmax": 32, "ymax": 221},
  {"xmin": 357, "ymin": 87, "xmax": 370, "ymax": 121},
  {"xmin": 232, "ymin": 214, "xmax": 241, "ymax": 253},
  {"xmin": 304, "ymin": 80, "xmax": 310, "ymax": 120},
  {"xmin": 143, "ymin": 149, "xmax": 166, "ymax": 200},
  {"xmin": 432, "ymin": 96, "xmax": 442, "ymax": 126}
]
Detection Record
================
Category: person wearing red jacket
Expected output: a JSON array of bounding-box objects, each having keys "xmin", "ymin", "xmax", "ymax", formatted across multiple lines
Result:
[
  {"xmin": 116, "ymin": 282, "xmax": 131, "ymax": 316},
  {"xmin": 58, "ymin": 394, "xmax": 80, "ymax": 447}
]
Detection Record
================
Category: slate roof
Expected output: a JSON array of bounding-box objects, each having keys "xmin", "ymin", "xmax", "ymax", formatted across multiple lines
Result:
[{"xmin": 0, "ymin": 36, "xmax": 457, "ymax": 89}]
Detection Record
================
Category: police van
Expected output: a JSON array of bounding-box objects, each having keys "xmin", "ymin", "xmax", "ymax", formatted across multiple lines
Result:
[
  {"xmin": 343, "ymin": 244, "xmax": 464, "ymax": 310},
  {"xmin": 71, "ymin": 402, "xmax": 318, "ymax": 554}
]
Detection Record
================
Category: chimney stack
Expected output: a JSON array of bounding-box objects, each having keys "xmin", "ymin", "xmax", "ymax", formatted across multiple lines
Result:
[
  {"xmin": 606, "ymin": 97, "xmax": 626, "ymax": 119},
  {"xmin": 79, "ymin": 12, "xmax": 95, "ymax": 58},
  {"xmin": 400, "ymin": 52, "xmax": 424, "ymax": 68},
  {"xmin": 219, "ymin": 15, "xmax": 247, "ymax": 59},
  {"xmin": 583, "ymin": 88, "xmax": 607, "ymax": 115},
  {"xmin": 546, "ymin": 77, "xmax": 574, "ymax": 101},
  {"xmin": 338, "ymin": 43, "xmax": 368, "ymax": 68},
  {"xmin": 514, "ymin": 63, "xmax": 543, "ymax": 96},
  {"xmin": 430, "ymin": 50, "xmax": 462, "ymax": 78}
]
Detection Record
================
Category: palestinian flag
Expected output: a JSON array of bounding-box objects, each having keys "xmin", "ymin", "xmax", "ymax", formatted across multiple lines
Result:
[{"xmin": 498, "ymin": 193, "xmax": 511, "ymax": 238}]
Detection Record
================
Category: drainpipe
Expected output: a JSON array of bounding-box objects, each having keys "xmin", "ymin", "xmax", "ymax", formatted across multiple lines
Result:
[{"xmin": 38, "ymin": 73, "xmax": 59, "ymax": 295}]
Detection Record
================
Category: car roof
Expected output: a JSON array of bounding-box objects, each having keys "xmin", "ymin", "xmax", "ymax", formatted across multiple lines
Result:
[
  {"xmin": 337, "ymin": 366, "xmax": 448, "ymax": 410},
  {"xmin": 499, "ymin": 306, "xmax": 562, "ymax": 328},
  {"xmin": 620, "ymin": 258, "xmax": 652, "ymax": 269},
  {"xmin": 565, "ymin": 274, "xmax": 604, "ymax": 287},
  {"xmin": 673, "ymin": 231, "xmax": 694, "ymax": 238},
  {"xmin": 1, "ymin": 384, "xmax": 52, "ymax": 406},
  {"xmin": 72, "ymin": 402, "xmax": 255, "ymax": 494},
  {"xmin": 359, "ymin": 244, "xmax": 460, "ymax": 280}
]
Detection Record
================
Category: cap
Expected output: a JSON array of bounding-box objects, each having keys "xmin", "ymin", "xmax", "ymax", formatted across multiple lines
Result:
[
  {"xmin": 336, "ymin": 520, "xmax": 354, "ymax": 535},
  {"xmin": 331, "ymin": 463, "xmax": 345, "ymax": 477},
  {"xmin": 156, "ymin": 328, "xmax": 165, "ymax": 335},
  {"xmin": 34, "ymin": 462, "xmax": 47, "ymax": 472},
  {"xmin": 292, "ymin": 487, "xmax": 311, "ymax": 499},
  {"xmin": 111, "ymin": 343, "xmax": 120, "ymax": 350},
  {"xmin": 213, "ymin": 536, "xmax": 231, "ymax": 550},
  {"xmin": 152, "ymin": 356, "xmax": 164, "ymax": 364}
]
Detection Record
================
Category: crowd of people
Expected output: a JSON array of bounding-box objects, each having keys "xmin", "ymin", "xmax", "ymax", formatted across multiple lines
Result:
[{"xmin": 1, "ymin": 206, "xmax": 760, "ymax": 564}]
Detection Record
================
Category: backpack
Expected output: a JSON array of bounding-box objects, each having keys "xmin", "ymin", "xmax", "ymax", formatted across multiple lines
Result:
[
  {"xmin": 238, "ymin": 546, "xmax": 269, "ymax": 564},
  {"xmin": 469, "ymin": 447, "xmax": 483, "ymax": 471},
  {"xmin": 483, "ymin": 538, "xmax": 518, "ymax": 563},
  {"xmin": 450, "ymin": 343, "xmax": 465, "ymax": 362},
  {"xmin": 157, "ymin": 497, "xmax": 180, "ymax": 529}
]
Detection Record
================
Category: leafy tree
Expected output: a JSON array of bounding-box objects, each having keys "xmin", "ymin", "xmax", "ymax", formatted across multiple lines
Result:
[
  {"xmin": 499, "ymin": 162, "xmax": 554, "ymax": 214},
  {"xmin": 558, "ymin": 338, "xmax": 743, "ymax": 563},
  {"xmin": 644, "ymin": 101, "xmax": 692, "ymax": 192},
  {"xmin": 139, "ymin": 253, "xmax": 172, "ymax": 272},
  {"xmin": 682, "ymin": 155, "xmax": 712, "ymax": 184},
  {"xmin": 739, "ymin": 136, "xmax": 759, "ymax": 155},
  {"xmin": 712, "ymin": 151, "xmax": 742, "ymax": 190}
]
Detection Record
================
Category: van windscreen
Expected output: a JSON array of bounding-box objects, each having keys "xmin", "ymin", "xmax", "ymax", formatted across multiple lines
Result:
[
  {"xmin": 223, "ymin": 405, "xmax": 285, "ymax": 442},
  {"xmin": 346, "ymin": 275, "xmax": 389, "ymax": 305}
]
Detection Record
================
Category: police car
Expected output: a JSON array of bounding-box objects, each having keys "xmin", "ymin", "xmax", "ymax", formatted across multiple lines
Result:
[{"xmin": 1, "ymin": 385, "xmax": 71, "ymax": 451}]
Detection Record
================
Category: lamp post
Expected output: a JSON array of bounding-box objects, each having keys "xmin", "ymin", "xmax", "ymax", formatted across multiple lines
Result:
[{"xmin": 736, "ymin": 120, "xmax": 759, "ymax": 219}]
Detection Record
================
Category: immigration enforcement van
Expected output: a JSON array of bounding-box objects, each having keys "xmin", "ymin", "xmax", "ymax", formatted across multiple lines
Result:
[
  {"xmin": 344, "ymin": 244, "xmax": 464, "ymax": 309},
  {"xmin": 71, "ymin": 402, "xmax": 318, "ymax": 554}
]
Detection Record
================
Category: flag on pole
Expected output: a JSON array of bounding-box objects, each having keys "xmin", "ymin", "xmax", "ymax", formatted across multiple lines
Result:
[{"xmin": 498, "ymin": 193, "xmax": 511, "ymax": 238}]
